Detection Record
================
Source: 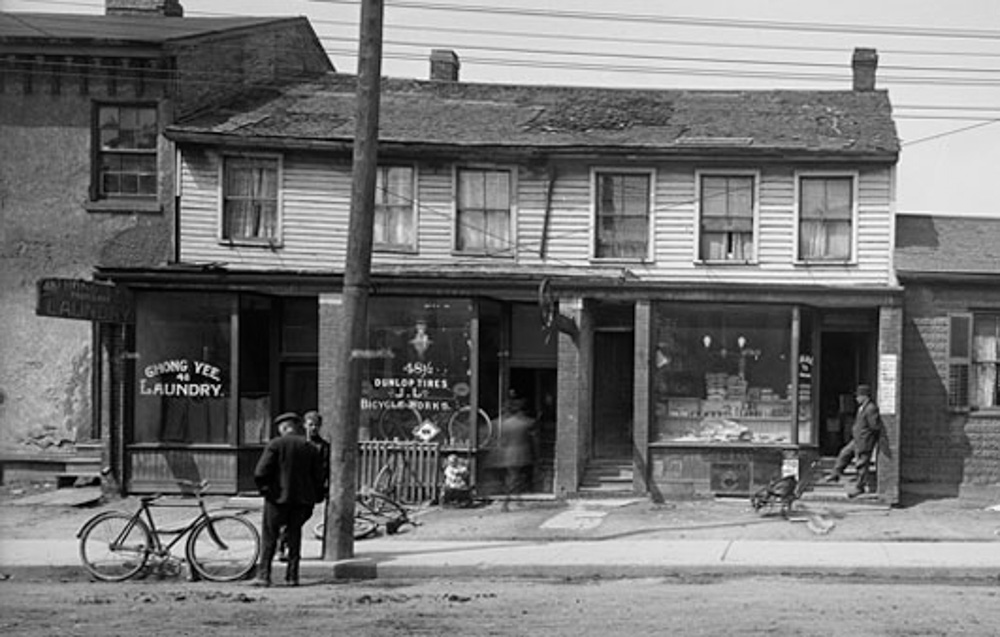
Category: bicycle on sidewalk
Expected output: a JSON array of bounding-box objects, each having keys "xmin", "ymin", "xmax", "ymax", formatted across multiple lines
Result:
[
  {"xmin": 312, "ymin": 487, "xmax": 418, "ymax": 541},
  {"xmin": 77, "ymin": 479, "xmax": 260, "ymax": 582}
]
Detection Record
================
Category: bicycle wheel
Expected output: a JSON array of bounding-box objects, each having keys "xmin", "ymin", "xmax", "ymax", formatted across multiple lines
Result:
[
  {"xmin": 353, "ymin": 516, "xmax": 378, "ymax": 540},
  {"xmin": 447, "ymin": 407, "xmax": 494, "ymax": 447},
  {"xmin": 313, "ymin": 517, "xmax": 379, "ymax": 541},
  {"xmin": 78, "ymin": 512, "xmax": 152, "ymax": 582},
  {"xmin": 376, "ymin": 407, "xmax": 422, "ymax": 441},
  {"xmin": 186, "ymin": 514, "xmax": 260, "ymax": 582},
  {"xmin": 358, "ymin": 492, "xmax": 408, "ymax": 528}
]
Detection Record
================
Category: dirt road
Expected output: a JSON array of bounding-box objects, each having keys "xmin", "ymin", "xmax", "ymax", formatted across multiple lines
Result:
[{"xmin": 3, "ymin": 575, "xmax": 999, "ymax": 636}]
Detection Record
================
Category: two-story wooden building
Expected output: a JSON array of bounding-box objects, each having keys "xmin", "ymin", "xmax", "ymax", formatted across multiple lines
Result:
[
  {"xmin": 0, "ymin": 1, "xmax": 332, "ymax": 480},
  {"xmin": 99, "ymin": 48, "xmax": 902, "ymax": 502}
]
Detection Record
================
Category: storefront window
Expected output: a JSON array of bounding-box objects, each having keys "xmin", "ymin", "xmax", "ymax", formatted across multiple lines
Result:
[
  {"xmin": 653, "ymin": 304, "xmax": 794, "ymax": 444},
  {"xmin": 239, "ymin": 296, "xmax": 271, "ymax": 444},
  {"xmin": 133, "ymin": 292, "xmax": 232, "ymax": 444},
  {"xmin": 361, "ymin": 298, "xmax": 475, "ymax": 446}
]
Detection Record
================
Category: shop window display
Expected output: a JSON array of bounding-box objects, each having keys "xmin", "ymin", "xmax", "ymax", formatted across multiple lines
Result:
[
  {"xmin": 361, "ymin": 298, "xmax": 475, "ymax": 445},
  {"xmin": 133, "ymin": 293, "xmax": 232, "ymax": 444},
  {"xmin": 653, "ymin": 305, "xmax": 805, "ymax": 444}
]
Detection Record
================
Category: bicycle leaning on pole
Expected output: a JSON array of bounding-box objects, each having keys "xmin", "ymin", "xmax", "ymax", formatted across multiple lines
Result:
[{"xmin": 77, "ymin": 479, "xmax": 260, "ymax": 582}]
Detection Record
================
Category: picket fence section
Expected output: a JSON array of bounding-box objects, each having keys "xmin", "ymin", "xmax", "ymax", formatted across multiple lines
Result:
[{"xmin": 357, "ymin": 440, "xmax": 441, "ymax": 504}]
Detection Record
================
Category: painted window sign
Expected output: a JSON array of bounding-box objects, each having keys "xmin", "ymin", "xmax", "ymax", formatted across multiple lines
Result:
[
  {"xmin": 138, "ymin": 358, "xmax": 226, "ymax": 398},
  {"xmin": 133, "ymin": 292, "xmax": 232, "ymax": 444},
  {"xmin": 361, "ymin": 298, "xmax": 475, "ymax": 442}
]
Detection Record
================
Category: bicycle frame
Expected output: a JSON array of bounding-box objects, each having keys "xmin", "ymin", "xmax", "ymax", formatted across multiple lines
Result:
[{"xmin": 134, "ymin": 495, "xmax": 214, "ymax": 558}]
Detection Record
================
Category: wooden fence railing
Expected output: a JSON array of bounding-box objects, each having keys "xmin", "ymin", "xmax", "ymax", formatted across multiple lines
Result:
[{"xmin": 357, "ymin": 440, "xmax": 441, "ymax": 504}]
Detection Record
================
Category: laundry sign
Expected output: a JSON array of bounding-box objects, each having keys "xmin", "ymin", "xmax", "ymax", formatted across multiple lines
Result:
[
  {"xmin": 138, "ymin": 359, "xmax": 225, "ymax": 398},
  {"xmin": 36, "ymin": 278, "xmax": 134, "ymax": 323}
]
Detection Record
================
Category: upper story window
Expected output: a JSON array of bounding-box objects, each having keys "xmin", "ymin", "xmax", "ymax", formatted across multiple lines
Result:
[
  {"xmin": 222, "ymin": 156, "xmax": 280, "ymax": 244},
  {"xmin": 699, "ymin": 173, "xmax": 755, "ymax": 262},
  {"xmin": 456, "ymin": 168, "xmax": 512, "ymax": 255},
  {"xmin": 374, "ymin": 166, "xmax": 416, "ymax": 252},
  {"xmin": 594, "ymin": 170, "xmax": 651, "ymax": 260},
  {"xmin": 798, "ymin": 175, "xmax": 854, "ymax": 262},
  {"xmin": 949, "ymin": 313, "xmax": 1000, "ymax": 411},
  {"xmin": 95, "ymin": 104, "xmax": 157, "ymax": 199}
]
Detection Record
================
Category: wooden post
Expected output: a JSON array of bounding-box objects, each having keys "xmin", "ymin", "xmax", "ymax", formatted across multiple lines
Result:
[{"xmin": 323, "ymin": 0, "xmax": 384, "ymax": 561}]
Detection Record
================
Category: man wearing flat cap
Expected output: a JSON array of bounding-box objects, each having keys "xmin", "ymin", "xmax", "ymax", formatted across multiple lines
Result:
[
  {"xmin": 252, "ymin": 412, "xmax": 325, "ymax": 587},
  {"xmin": 823, "ymin": 384, "xmax": 884, "ymax": 497}
]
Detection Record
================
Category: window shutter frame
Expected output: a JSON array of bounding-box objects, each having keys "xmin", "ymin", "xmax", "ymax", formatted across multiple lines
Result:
[{"xmin": 947, "ymin": 312, "xmax": 973, "ymax": 411}]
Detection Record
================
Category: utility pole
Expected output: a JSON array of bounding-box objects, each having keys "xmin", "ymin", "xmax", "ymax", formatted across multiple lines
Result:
[{"xmin": 324, "ymin": 0, "xmax": 384, "ymax": 561}]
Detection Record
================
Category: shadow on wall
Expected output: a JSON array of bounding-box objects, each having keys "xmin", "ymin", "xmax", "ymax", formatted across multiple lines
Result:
[
  {"xmin": 166, "ymin": 450, "xmax": 203, "ymax": 492},
  {"xmin": 899, "ymin": 318, "xmax": 971, "ymax": 503}
]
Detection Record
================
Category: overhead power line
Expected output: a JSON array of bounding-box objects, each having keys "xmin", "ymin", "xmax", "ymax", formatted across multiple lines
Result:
[
  {"xmin": 317, "ymin": 34, "xmax": 1000, "ymax": 77},
  {"xmin": 323, "ymin": 47, "xmax": 1000, "ymax": 88},
  {"xmin": 311, "ymin": 0, "xmax": 1000, "ymax": 41},
  {"xmin": 308, "ymin": 19, "xmax": 1000, "ymax": 61}
]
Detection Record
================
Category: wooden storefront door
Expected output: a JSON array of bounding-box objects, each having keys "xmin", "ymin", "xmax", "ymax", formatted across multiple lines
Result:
[{"xmin": 592, "ymin": 330, "xmax": 634, "ymax": 458}]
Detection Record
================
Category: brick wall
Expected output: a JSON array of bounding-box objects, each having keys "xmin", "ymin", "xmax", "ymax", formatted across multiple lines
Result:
[
  {"xmin": 901, "ymin": 284, "xmax": 1000, "ymax": 489},
  {"xmin": 173, "ymin": 19, "xmax": 333, "ymax": 117}
]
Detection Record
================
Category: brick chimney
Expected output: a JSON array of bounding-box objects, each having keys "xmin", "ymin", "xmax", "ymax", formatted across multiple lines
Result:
[
  {"xmin": 852, "ymin": 47, "xmax": 878, "ymax": 91},
  {"xmin": 430, "ymin": 49, "xmax": 460, "ymax": 82},
  {"xmin": 106, "ymin": 0, "xmax": 184, "ymax": 17}
]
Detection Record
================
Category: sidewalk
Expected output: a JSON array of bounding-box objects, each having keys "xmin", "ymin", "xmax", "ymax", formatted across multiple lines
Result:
[{"xmin": 1, "ymin": 484, "xmax": 998, "ymax": 583}]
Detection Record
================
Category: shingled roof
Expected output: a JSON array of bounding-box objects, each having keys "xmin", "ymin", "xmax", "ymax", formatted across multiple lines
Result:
[
  {"xmin": 166, "ymin": 72, "xmax": 899, "ymax": 159},
  {"xmin": 895, "ymin": 214, "xmax": 1000, "ymax": 278},
  {"xmin": 0, "ymin": 12, "xmax": 289, "ymax": 45}
]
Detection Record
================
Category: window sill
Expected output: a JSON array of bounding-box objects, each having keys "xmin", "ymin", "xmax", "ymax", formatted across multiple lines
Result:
[
  {"xmin": 219, "ymin": 239, "xmax": 283, "ymax": 250},
  {"xmin": 967, "ymin": 409, "xmax": 1000, "ymax": 419},
  {"xmin": 696, "ymin": 259, "xmax": 757, "ymax": 266},
  {"xmin": 794, "ymin": 260, "xmax": 857, "ymax": 267},
  {"xmin": 590, "ymin": 257, "xmax": 651, "ymax": 264},
  {"xmin": 85, "ymin": 199, "xmax": 161, "ymax": 215},
  {"xmin": 374, "ymin": 245, "xmax": 418, "ymax": 255},
  {"xmin": 451, "ymin": 250, "xmax": 515, "ymax": 259}
]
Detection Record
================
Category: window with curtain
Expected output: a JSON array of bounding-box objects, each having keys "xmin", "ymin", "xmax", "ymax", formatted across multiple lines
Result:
[
  {"xmin": 594, "ymin": 171, "xmax": 650, "ymax": 260},
  {"xmin": 222, "ymin": 156, "xmax": 279, "ymax": 242},
  {"xmin": 798, "ymin": 176, "xmax": 853, "ymax": 261},
  {"xmin": 456, "ymin": 168, "xmax": 511, "ymax": 254},
  {"xmin": 973, "ymin": 315, "xmax": 1000, "ymax": 409},
  {"xmin": 95, "ymin": 104, "xmax": 158, "ymax": 198},
  {"xmin": 950, "ymin": 313, "xmax": 1000, "ymax": 410},
  {"xmin": 374, "ymin": 165, "xmax": 416, "ymax": 251},
  {"xmin": 699, "ymin": 174, "xmax": 755, "ymax": 262}
]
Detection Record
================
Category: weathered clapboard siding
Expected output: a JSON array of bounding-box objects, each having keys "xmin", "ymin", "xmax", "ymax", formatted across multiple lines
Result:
[
  {"xmin": 177, "ymin": 149, "xmax": 894, "ymax": 285},
  {"xmin": 413, "ymin": 165, "xmax": 453, "ymax": 262},
  {"xmin": 536, "ymin": 162, "xmax": 593, "ymax": 268},
  {"xmin": 654, "ymin": 166, "xmax": 699, "ymax": 265},
  {"xmin": 280, "ymin": 157, "xmax": 350, "ymax": 269}
]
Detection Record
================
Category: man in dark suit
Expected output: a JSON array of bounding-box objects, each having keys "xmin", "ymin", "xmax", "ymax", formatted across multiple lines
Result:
[
  {"xmin": 824, "ymin": 384, "xmax": 884, "ymax": 498},
  {"xmin": 252, "ymin": 412, "xmax": 325, "ymax": 587}
]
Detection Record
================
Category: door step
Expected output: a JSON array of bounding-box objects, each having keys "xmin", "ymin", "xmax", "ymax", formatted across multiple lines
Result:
[{"xmin": 580, "ymin": 458, "xmax": 634, "ymax": 495}]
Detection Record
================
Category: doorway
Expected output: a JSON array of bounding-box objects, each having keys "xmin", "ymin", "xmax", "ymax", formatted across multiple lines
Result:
[
  {"xmin": 818, "ymin": 331, "xmax": 872, "ymax": 456},
  {"xmin": 592, "ymin": 330, "xmax": 634, "ymax": 458}
]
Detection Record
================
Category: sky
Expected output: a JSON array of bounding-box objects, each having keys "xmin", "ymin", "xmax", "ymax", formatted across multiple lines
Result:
[{"xmin": 6, "ymin": 0, "xmax": 999, "ymax": 217}]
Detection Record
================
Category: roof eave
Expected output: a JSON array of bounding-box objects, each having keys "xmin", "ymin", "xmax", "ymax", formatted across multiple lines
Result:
[
  {"xmin": 164, "ymin": 129, "xmax": 898, "ymax": 162},
  {"xmin": 896, "ymin": 270, "xmax": 1000, "ymax": 284}
]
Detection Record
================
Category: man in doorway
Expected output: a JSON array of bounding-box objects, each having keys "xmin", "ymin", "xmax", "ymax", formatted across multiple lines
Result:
[
  {"xmin": 252, "ymin": 412, "xmax": 325, "ymax": 587},
  {"xmin": 823, "ymin": 384, "xmax": 884, "ymax": 497}
]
